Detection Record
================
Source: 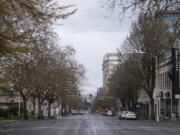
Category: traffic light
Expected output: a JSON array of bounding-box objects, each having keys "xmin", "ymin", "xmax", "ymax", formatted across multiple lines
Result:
[{"xmin": 165, "ymin": 92, "xmax": 170, "ymax": 98}]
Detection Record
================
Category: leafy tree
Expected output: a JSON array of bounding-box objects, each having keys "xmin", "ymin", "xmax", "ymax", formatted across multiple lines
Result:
[
  {"xmin": 2, "ymin": 45, "xmax": 86, "ymax": 119},
  {"xmin": 0, "ymin": 0, "xmax": 76, "ymax": 55},
  {"xmin": 125, "ymin": 13, "xmax": 169, "ymax": 119},
  {"xmin": 0, "ymin": 1, "xmax": 79, "ymax": 119},
  {"xmin": 0, "ymin": 0, "xmax": 86, "ymax": 120},
  {"xmin": 101, "ymin": 0, "xmax": 177, "ymax": 119}
]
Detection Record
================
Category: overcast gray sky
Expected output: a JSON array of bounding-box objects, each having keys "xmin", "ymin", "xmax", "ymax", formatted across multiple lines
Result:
[{"xmin": 55, "ymin": 0, "xmax": 134, "ymax": 95}]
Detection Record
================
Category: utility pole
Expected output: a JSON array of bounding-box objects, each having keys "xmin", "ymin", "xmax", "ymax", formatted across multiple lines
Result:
[{"xmin": 154, "ymin": 55, "xmax": 160, "ymax": 122}]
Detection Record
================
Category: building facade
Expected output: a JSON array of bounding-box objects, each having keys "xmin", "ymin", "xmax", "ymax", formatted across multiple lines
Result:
[
  {"xmin": 156, "ymin": 10, "xmax": 180, "ymax": 119},
  {"xmin": 0, "ymin": 94, "xmax": 21, "ymax": 109},
  {"xmin": 102, "ymin": 53, "xmax": 120, "ymax": 96}
]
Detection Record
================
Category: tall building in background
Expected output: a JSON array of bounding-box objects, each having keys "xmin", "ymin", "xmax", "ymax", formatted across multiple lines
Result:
[{"xmin": 102, "ymin": 53, "xmax": 120, "ymax": 96}]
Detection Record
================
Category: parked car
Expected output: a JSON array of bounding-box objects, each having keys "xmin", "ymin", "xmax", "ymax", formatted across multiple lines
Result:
[
  {"xmin": 118, "ymin": 111, "xmax": 137, "ymax": 120},
  {"xmin": 71, "ymin": 109, "xmax": 84, "ymax": 115},
  {"xmin": 101, "ymin": 111, "xmax": 107, "ymax": 115},
  {"xmin": 71, "ymin": 110, "xmax": 79, "ymax": 115},
  {"xmin": 106, "ymin": 110, "xmax": 114, "ymax": 116},
  {"xmin": 79, "ymin": 110, "xmax": 84, "ymax": 115}
]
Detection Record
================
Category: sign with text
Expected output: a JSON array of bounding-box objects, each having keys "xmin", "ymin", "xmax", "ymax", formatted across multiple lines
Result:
[
  {"xmin": 172, "ymin": 48, "xmax": 179, "ymax": 95},
  {"xmin": 175, "ymin": 94, "xmax": 180, "ymax": 99}
]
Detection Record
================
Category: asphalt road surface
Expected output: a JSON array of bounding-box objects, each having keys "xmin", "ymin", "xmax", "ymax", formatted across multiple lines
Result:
[{"xmin": 1, "ymin": 114, "xmax": 180, "ymax": 135}]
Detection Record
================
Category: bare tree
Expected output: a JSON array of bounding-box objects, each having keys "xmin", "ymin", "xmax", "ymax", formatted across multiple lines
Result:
[
  {"xmin": 3, "ymin": 56, "xmax": 36, "ymax": 119},
  {"xmin": 100, "ymin": 0, "xmax": 179, "ymax": 18},
  {"xmin": 123, "ymin": 13, "xmax": 169, "ymax": 119},
  {"xmin": 109, "ymin": 54, "xmax": 141, "ymax": 111},
  {"xmin": 50, "ymin": 46, "xmax": 86, "ymax": 115},
  {"xmin": 0, "ymin": 0, "xmax": 78, "ymax": 119},
  {"xmin": 0, "ymin": 0, "xmax": 85, "ymax": 120}
]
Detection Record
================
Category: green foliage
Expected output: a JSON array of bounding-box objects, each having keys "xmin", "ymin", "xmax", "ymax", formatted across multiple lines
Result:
[
  {"xmin": 0, "ymin": 1, "xmax": 84, "ymax": 120},
  {"xmin": 0, "ymin": 108, "xmax": 9, "ymax": 118},
  {"xmin": 113, "ymin": 13, "xmax": 170, "ymax": 118},
  {"xmin": 7, "ymin": 105, "xmax": 18, "ymax": 116},
  {"xmin": 0, "ymin": 0, "xmax": 77, "ymax": 56},
  {"xmin": 0, "ymin": 105, "xmax": 21, "ymax": 119}
]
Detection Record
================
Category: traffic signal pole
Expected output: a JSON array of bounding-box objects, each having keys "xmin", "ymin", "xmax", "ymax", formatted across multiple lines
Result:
[{"xmin": 170, "ymin": 48, "xmax": 179, "ymax": 121}]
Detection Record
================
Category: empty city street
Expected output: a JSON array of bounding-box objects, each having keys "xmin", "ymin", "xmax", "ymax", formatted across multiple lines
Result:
[{"xmin": 1, "ymin": 114, "xmax": 180, "ymax": 135}]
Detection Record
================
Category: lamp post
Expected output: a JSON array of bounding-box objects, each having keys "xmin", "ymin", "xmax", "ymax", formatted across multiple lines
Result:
[{"xmin": 152, "ymin": 54, "xmax": 160, "ymax": 122}]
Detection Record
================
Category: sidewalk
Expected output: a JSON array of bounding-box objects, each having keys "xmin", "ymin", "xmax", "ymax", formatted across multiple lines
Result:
[
  {"xmin": 135, "ymin": 119, "xmax": 180, "ymax": 125},
  {"xmin": 0, "ymin": 119, "xmax": 24, "ymax": 125}
]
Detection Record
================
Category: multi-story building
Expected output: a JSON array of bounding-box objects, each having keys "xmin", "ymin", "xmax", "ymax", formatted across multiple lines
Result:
[
  {"xmin": 102, "ymin": 53, "xmax": 120, "ymax": 96},
  {"xmin": 156, "ymin": 10, "xmax": 180, "ymax": 119}
]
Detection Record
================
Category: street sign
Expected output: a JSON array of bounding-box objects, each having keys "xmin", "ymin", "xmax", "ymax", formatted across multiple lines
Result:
[{"xmin": 175, "ymin": 94, "xmax": 180, "ymax": 99}]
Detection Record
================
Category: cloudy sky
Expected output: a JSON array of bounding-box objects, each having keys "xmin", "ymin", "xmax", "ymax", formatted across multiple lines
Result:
[{"xmin": 55, "ymin": 0, "xmax": 134, "ymax": 95}]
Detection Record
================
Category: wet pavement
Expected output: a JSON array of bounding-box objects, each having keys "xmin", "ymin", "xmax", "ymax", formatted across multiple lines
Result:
[{"xmin": 1, "ymin": 114, "xmax": 180, "ymax": 135}]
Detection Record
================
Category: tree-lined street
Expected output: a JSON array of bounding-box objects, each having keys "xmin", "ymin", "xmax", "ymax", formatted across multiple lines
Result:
[
  {"xmin": 1, "ymin": 114, "xmax": 180, "ymax": 135},
  {"xmin": 0, "ymin": 1, "xmax": 180, "ymax": 134}
]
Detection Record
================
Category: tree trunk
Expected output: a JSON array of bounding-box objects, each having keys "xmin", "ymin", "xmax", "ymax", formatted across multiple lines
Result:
[
  {"xmin": 32, "ymin": 96, "xmax": 36, "ymax": 119},
  {"xmin": 150, "ymin": 97, "xmax": 155, "ymax": 120},
  {"xmin": 23, "ymin": 97, "xmax": 28, "ymax": 120},
  {"xmin": 37, "ymin": 97, "xmax": 42, "ymax": 119},
  {"xmin": 48, "ymin": 101, "xmax": 51, "ymax": 118}
]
